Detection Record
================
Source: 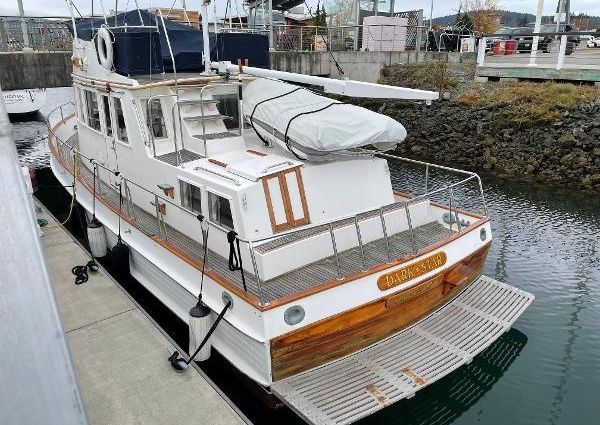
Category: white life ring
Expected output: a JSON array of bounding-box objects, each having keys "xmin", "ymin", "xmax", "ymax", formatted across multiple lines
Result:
[{"xmin": 97, "ymin": 28, "xmax": 114, "ymax": 70}]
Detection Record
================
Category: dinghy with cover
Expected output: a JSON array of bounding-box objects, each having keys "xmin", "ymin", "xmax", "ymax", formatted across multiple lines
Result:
[{"xmin": 243, "ymin": 78, "xmax": 407, "ymax": 161}]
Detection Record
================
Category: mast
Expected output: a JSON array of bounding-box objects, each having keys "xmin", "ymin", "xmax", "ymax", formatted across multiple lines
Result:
[{"xmin": 201, "ymin": 0, "xmax": 212, "ymax": 73}]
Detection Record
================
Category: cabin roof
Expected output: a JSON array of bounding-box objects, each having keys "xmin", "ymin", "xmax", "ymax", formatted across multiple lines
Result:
[{"xmin": 182, "ymin": 149, "xmax": 303, "ymax": 189}]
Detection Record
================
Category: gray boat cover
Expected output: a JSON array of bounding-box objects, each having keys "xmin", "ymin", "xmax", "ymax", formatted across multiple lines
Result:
[{"xmin": 243, "ymin": 79, "xmax": 407, "ymax": 160}]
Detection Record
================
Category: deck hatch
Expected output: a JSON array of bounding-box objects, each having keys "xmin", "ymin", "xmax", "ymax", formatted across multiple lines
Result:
[{"xmin": 271, "ymin": 275, "xmax": 534, "ymax": 425}]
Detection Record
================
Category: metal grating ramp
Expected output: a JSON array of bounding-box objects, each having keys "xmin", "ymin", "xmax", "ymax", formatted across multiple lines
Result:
[
  {"xmin": 271, "ymin": 275, "xmax": 534, "ymax": 425},
  {"xmin": 155, "ymin": 149, "xmax": 202, "ymax": 166}
]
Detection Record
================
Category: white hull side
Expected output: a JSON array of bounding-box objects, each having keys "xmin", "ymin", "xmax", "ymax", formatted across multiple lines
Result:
[
  {"xmin": 50, "ymin": 152, "xmax": 273, "ymax": 386},
  {"xmin": 4, "ymin": 89, "xmax": 46, "ymax": 114}
]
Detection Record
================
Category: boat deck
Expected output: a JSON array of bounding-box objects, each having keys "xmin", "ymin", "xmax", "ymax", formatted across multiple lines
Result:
[
  {"xmin": 271, "ymin": 275, "xmax": 534, "ymax": 425},
  {"xmin": 61, "ymin": 134, "xmax": 455, "ymax": 304}
]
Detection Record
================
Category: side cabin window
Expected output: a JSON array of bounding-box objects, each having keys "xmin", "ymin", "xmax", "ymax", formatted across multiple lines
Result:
[
  {"xmin": 180, "ymin": 181, "xmax": 202, "ymax": 214},
  {"xmin": 113, "ymin": 97, "xmax": 128, "ymax": 144},
  {"xmin": 142, "ymin": 98, "xmax": 167, "ymax": 139},
  {"xmin": 84, "ymin": 90, "xmax": 101, "ymax": 132},
  {"xmin": 208, "ymin": 192, "xmax": 233, "ymax": 230},
  {"xmin": 100, "ymin": 95, "xmax": 113, "ymax": 137}
]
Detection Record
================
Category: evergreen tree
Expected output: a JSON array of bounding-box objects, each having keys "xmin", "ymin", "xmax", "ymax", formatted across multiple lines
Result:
[
  {"xmin": 455, "ymin": 12, "xmax": 473, "ymax": 30},
  {"xmin": 315, "ymin": 2, "xmax": 327, "ymax": 27}
]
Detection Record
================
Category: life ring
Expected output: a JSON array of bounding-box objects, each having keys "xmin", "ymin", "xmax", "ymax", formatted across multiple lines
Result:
[{"xmin": 97, "ymin": 28, "xmax": 114, "ymax": 70}]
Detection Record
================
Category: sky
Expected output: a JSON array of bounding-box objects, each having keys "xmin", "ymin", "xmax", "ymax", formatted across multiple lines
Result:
[{"xmin": 1, "ymin": 0, "xmax": 600, "ymax": 20}]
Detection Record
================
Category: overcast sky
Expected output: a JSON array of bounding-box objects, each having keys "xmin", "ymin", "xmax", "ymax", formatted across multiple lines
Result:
[{"xmin": 1, "ymin": 0, "xmax": 599, "ymax": 20}]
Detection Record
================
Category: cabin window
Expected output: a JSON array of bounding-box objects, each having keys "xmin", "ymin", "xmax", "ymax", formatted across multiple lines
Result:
[
  {"xmin": 142, "ymin": 98, "xmax": 167, "ymax": 138},
  {"xmin": 101, "ymin": 95, "xmax": 113, "ymax": 137},
  {"xmin": 208, "ymin": 192, "xmax": 233, "ymax": 230},
  {"xmin": 84, "ymin": 90, "xmax": 101, "ymax": 132},
  {"xmin": 180, "ymin": 181, "xmax": 202, "ymax": 214},
  {"xmin": 113, "ymin": 97, "xmax": 128, "ymax": 143}
]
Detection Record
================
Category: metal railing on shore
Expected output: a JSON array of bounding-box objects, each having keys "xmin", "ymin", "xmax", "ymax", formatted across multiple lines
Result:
[
  {"xmin": 476, "ymin": 31, "xmax": 600, "ymax": 71},
  {"xmin": 0, "ymin": 17, "xmax": 71, "ymax": 52},
  {"xmin": 221, "ymin": 23, "xmax": 432, "ymax": 52},
  {"xmin": 47, "ymin": 101, "xmax": 487, "ymax": 307}
]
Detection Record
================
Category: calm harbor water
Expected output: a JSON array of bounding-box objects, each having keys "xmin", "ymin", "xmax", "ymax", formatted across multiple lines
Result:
[{"xmin": 13, "ymin": 88, "xmax": 600, "ymax": 424}]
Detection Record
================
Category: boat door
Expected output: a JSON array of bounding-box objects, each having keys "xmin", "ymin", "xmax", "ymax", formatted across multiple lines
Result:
[{"xmin": 262, "ymin": 167, "xmax": 310, "ymax": 233}]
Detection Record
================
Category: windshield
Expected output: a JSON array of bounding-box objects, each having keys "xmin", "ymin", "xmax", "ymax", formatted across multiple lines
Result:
[{"xmin": 494, "ymin": 28, "xmax": 513, "ymax": 35}]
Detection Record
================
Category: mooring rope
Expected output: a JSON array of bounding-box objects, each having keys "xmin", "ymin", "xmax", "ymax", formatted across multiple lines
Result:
[{"xmin": 47, "ymin": 151, "xmax": 81, "ymax": 228}]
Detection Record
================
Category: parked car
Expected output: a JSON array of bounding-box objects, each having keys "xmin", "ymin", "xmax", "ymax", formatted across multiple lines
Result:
[
  {"xmin": 538, "ymin": 23, "xmax": 580, "ymax": 55},
  {"xmin": 587, "ymin": 36, "xmax": 600, "ymax": 48},
  {"xmin": 485, "ymin": 27, "xmax": 534, "ymax": 52},
  {"xmin": 485, "ymin": 27, "xmax": 515, "ymax": 50},
  {"xmin": 512, "ymin": 27, "xmax": 534, "ymax": 52}
]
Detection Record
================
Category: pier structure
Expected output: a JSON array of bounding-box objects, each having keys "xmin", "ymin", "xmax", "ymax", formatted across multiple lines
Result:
[{"xmin": 35, "ymin": 203, "xmax": 247, "ymax": 425}]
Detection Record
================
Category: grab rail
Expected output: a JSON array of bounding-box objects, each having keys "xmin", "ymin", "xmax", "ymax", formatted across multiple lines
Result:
[{"xmin": 157, "ymin": 9, "xmax": 176, "ymax": 79}]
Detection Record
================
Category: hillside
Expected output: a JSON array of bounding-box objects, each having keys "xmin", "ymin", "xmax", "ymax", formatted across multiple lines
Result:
[{"xmin": 429, "ymin": 10, "xmax": 600, "ymax": 29}]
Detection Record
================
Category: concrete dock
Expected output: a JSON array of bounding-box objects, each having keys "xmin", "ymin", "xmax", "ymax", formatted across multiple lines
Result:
[{"xmin": 36, "ymin": 202, "xmax": 247, "ymax": 425}]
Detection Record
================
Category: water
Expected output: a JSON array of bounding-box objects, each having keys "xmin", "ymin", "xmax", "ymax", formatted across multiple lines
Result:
[{"xmin": 14, "ymin": 88, "xmax": 600, "ymax": 424}]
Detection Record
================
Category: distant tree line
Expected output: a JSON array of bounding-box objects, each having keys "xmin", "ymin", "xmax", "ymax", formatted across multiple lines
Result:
[{"xmin": 434, "ymin": 9, "xmax": 600, "ymax": 30}]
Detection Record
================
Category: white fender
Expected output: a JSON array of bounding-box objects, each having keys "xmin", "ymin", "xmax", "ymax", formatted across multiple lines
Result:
[{"xmin": 97, "ymin": 28, "xmax": 114, "ymax": 71}]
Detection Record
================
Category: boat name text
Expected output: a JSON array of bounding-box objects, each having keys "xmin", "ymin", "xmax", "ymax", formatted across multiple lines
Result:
[
  {"xmin": 377, "ymin": 251, "xmax": 447, "ymax": 290},
  {"xmin": 384, "ymin": 275, "xmax": 444, "ymax": 308}
]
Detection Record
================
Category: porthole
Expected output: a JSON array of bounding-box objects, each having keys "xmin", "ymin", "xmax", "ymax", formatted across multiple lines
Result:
[
  {"xmin": 284, "ymin": 305, "xmax": 305, "ymax": 326},
  {"xmin": 480, "ymin": 228, "xmax": 487, "ymax": 241},
  {"xmin": 222, "ymin": 292, "xmax": 234, "ymax": 309}
]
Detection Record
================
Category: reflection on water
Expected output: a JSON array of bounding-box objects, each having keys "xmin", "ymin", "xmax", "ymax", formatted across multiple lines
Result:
[
  {"xmin": 17, "ymin": 88, "xmax": 600, "ymax": 425},
  {"xmin": 10, "ymin": 87, "xmax": 72, "ymax": 168}
]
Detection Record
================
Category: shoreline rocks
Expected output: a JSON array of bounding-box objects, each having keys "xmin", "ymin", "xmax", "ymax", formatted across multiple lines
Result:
[{"xmin": 380, "ymin": 98, "xmax": 600, "ymax": 193}]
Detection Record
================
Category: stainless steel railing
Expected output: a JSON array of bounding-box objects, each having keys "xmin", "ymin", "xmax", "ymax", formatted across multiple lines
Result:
[{"xmin": 47, "ymin": 101, "xmax": 488, "ymax": 307}]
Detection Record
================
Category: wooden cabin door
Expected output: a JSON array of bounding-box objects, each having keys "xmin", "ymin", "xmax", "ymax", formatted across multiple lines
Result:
[{"xmin": 262, "ymin": 168, "xmax": 310, "ymax": 233}]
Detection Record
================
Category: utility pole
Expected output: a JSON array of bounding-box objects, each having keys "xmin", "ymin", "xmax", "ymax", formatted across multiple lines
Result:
[
  {"xmin": 268, "ymin": 0, "xmax": 273, "ymax": 49},
  {"xmin": 429, "ymin": 0, "xmax": 434, "ymax": 31},
  {"xmin": 16, "ymin": 0, "xmax": 31, "ymax": 50},
  {"xmin": 530, "ymin": 0, "xmax": 544, "ymax": 66}
]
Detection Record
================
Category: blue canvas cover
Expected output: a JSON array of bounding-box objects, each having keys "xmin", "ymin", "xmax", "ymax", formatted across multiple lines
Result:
[{"xmin": 66, "ymin": 10, "xmax": 270, "ymax": 75}]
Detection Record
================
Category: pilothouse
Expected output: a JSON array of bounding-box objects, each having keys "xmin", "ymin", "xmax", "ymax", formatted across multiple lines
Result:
[{"xmin": 47, "ymin": 2, "xmax": 534, "ymax": 424}]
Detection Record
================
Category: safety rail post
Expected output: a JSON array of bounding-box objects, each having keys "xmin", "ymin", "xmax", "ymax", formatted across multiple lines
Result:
[
  {"xmin": 424, "ymin": 164, "xmax": 430, "ymax": 194},
  {"xmin": 379, "ymin": 208, "xmax": 392, "ymax": 261},
  {"xmin": 153, "ymin": 193, "xmax": 163, "ymax": 239},
  {"xmin": 477, "ymin": 37, "xmax": 486, "ymax": 66},
  {"xmin": 450, "ymin": 187, "xmax": 461, "ymax": 233},
  {"xmin": 557, "ymin": 35, "xmax": 567, "ymax": 70},
  {"xmin": 157, "ymin": 9, "xmax": 177, "ymax": 78},
  {"xmin": 477, "ymin": 175, "xmax": 488, "ymax": 216},
  {"xmin": 123, "ymin": 179, "xmax": 137, "ymax": 222},
  {"xmin": 354, "ymin": 216, "xmax": 367, "ymax": 271},
  {"xmin": 199, "ymin": 87, "xmax": 208, "ymax": 155},
  {"xmin": 328, "ymin": 223, "xmax": 342, "ymax": 279},
  {"xmin": 94, "ymin": 164, "xmax": 103, "ymax": 196},
  {"xmin": 405, "ymin": 203, "xmax": 418, "ymax": 254},
  {"xmin": 248, "ymin": 242, "xmax": 267, "ymax": 307}
]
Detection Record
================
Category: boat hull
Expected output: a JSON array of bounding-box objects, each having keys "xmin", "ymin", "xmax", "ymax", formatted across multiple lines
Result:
[{"xmin": 4, "ymin": 89, "xmax": 46, "ymax": 114}]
